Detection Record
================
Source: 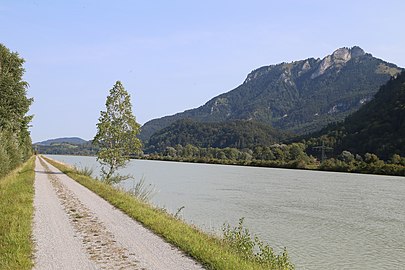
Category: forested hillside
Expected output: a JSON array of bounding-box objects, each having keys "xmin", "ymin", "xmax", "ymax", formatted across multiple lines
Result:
[
  {"xmin": 140, "ymin": 46, "xmax": 402, "ymax": 142},
  {"xmin": 146, "ymin": 119, "xmax": 287, "ymax": 153},
  {"xmin": 0, "ymin": 44, "xmax": 33, "ymax": 177},
  {"xmin": 310, "ymin": 71, "xmax": 405, "ymax": 160}
]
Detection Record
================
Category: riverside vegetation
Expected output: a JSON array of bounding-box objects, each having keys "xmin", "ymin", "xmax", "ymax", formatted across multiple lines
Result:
[
  {"xmin": 145, "ymin": 143, "xmax": 405, "ymax": 176},
  {"xmin": 44, "ymin": 156, "xmax": 295, "ymax": 270}
]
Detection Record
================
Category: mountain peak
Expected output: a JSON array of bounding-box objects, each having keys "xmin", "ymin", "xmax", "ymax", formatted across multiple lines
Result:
[
  {"xmin": 350, "ymin": 46, "xmax": 366, "ymax": 57},
  {"xmin": 245, "ymin": 46, "xmax": 367, "ymax": 82},
  {"xmin": 311, "ymin": 46, "xmax": 366, "ymax": 79},
  {"xmin": 331, "ymin": 46, "xmax": 365, "ymax": 60}
]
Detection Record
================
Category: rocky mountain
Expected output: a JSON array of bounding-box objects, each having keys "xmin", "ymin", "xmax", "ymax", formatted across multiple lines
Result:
[{"xmin": 140, "ymin": 46, "xmax": 402, "ymax": 142}]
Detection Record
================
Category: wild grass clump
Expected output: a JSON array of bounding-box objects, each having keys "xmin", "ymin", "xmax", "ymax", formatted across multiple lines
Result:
[
  {"xmin": 43, "ymin": 156, "xmax": 295, "ymax": 270},
  {"xmin": 74, "ymin": 165, "xmax": 94, "ymax": 177},
  {"xmin": 223, "ymin": 218, "xmax": 294, "ymax": 269},
  {"xmin": 127, "ymin": 176, "xmax": 156, "ymax": 202},
  {"xmin": 0, "ymin": 156, "xmax": 35, "ymax": 270}
]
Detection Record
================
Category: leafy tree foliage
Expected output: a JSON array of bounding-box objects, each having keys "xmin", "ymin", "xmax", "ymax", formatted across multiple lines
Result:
[
  {"xmin": 93, "ymin": 81, "xmax": 142, "ymax": 183},
  {"xmin": 147, "ymin": 143, "xmax": 404, "ymax": 176},
  {"xmin": 318, "ymin": 151, "xmax": 404, "ymax": 176},
  {"xmin": 148, "ymin": 142, "xmax": 317, "ymax": 170},
  {"xmin": 0, "ymin": 44, "xmax": 33, "ymax": 177}
]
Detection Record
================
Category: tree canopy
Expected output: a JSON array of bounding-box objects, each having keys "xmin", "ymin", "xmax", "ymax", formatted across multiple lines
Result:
[{"xmin": 0, "ymin": 43, "xmax": 33, "ymax": 176}]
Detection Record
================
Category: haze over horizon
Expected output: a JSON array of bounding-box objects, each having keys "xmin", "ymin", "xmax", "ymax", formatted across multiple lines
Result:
[{"xmin": 1, "ymin": 0, "xmax": 404, "ymax": 142}]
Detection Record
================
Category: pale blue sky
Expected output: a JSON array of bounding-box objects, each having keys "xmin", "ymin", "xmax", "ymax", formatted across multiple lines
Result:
[{"xmin": 1, "ymin": 0, "xmax": 404, "ymax": 142}]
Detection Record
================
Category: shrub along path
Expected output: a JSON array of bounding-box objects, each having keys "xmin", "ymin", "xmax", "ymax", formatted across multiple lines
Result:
[{"xmin": 33, "ymin": 156, "xmax": 203, "ymax": 270}]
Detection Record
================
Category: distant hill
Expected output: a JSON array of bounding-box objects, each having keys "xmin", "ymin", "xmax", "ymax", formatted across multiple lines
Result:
[
  {"xmin": 314, "ymin": 71, "xmax": 405, "ymax": 160},
  {"xmin": 35, "ymin": 137, "xmax": 87, "ymax": 146},
  {"xmin": 146, "ymin": 119, "xmax": 287, "ymax": 153},
  {"xmin": 34, "ymin": 137, "xmax": 98, "ymax": 156},
  {"xmin": 140, "ymin": 46, "xmax": 402, "ymax": 142}
]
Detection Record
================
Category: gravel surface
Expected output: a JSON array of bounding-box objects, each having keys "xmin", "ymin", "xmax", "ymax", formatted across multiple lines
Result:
[{"xmin": 33, "ymin": 157, "xmax": 204, "ymax": 270}]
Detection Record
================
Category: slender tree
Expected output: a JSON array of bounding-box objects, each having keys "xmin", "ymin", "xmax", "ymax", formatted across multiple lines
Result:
[{"xmin": 93, "ymin": 81, "xmax": 142, "ymax": 184}]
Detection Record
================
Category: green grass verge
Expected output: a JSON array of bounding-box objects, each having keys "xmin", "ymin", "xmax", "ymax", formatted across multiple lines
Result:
[
  {"xmin": 43, "ymin": 156, "xmax": 293, "ymax": 270},
  {"xmin": 0, "ymin": 156, "xmax": 35, "ymax": 270}
]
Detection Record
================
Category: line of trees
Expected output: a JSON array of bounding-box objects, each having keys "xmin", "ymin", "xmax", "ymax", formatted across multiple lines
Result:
[
  {"xmin": 0, "ymin": 44, "xmax": 33, "ymax": 177},
  {"xmin": 146, "ymin": 143, "xmax": 405, "ymax": 176},
  {"xmin": 147, "ymin": 143, "xmax": 316, "ymax": 168}
]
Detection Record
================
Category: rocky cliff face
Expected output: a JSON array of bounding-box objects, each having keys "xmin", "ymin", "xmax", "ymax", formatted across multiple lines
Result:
[
  {"xmin": 310, "ymin": 46, "xmax": 365, "ymax": 79},
  {"xmin": 140, "ymin": 46, "xmax": 402, "ymax": 142}
]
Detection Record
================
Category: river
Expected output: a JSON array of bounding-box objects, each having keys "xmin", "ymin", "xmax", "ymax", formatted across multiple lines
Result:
[{"xmin": 46, "ymin": 155, "xmax": 405, "ymax": 270}]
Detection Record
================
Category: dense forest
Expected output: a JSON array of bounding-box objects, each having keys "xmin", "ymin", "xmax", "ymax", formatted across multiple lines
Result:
[
  {"xmin": 145, "ymin": 119, "xmax": 287, "ymax": 153},
  {"xmin": 306, "ymin": 71, "xmax": 405, "ymax": 160},
  {"xmin": 0, "ymin": 44, "xmax": 33, "ymax": 177},
  {"xmin": 337, "ymin": 71, "xmax": 405, "ymax": 158}
]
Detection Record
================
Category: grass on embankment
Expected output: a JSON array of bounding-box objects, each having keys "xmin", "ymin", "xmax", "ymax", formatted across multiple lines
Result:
[
  {"xmin": 43, "ymin": 156, "xmax": 293, "ymax": 270},
  {"xmin": 0, "ymin": 156, "xmax": 35, "ymax": 270}
]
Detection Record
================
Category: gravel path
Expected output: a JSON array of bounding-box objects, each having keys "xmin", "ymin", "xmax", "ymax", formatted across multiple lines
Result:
[{"xmin": 33, "ymin": 157, "xmax": 204, "ymax": 270}]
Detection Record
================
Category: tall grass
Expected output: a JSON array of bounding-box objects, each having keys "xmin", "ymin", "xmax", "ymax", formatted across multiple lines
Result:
[
  {"xmin": 0, "ymin": 156, "xmax": 35, "ymax": 270},
  {"xmin": 127, "ymin": 176, "xmax": 156, "ymax": 202},
  {"xmin": 73, "ymin": 165, "xmax": 94, "ymax": 177},
  {"xmin": 44, "ymin": 156, "xmax": 294, "ymax": 270}
]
